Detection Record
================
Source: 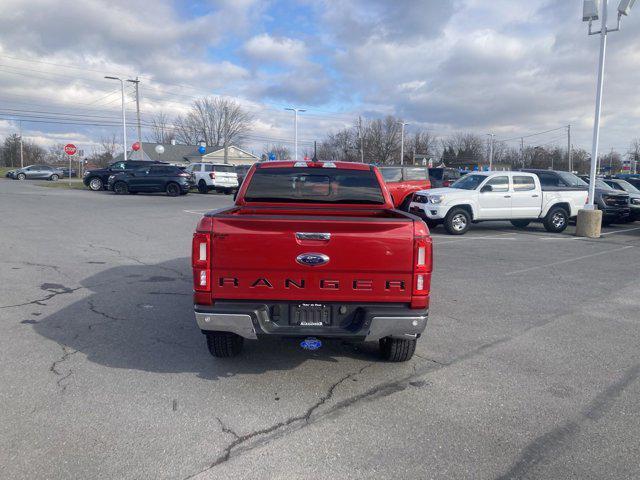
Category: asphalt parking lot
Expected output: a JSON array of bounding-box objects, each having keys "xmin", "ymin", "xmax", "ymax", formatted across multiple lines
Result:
[{"xmin": 1, "ymin": 178, "xmax": 640, "ymax": 480}]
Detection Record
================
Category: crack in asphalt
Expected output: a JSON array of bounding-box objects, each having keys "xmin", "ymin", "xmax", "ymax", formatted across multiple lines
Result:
[
  {"xmin": 184, "ymin": 363, "xmax": 375, "ymax": 479},
  {"xmin": 0, "ymin": 286, "xmax": 81, "ymax": 309},
  {"xmin": 49, "ymin": 345, "xmax": 78, "ymax": 393},
  {"xmin": 496, "ymin": 363, "xmax": 640, "ymax": 480},
  {"xmin": 86, "ymin": 300, "xmax": 131, "ymax": 329}
]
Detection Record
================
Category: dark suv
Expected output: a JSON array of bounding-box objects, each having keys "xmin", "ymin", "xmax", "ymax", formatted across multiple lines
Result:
[
  {"xmin": 578, "ymin": 175, "xmax": 630, "ymax": 224},
  {"xmin": 83, "ymin": 160, "xmax": 166, "ymax": 191},
  {"xmin": 429, "ymin": 167, "xmax": 461, "ymax": 188}
]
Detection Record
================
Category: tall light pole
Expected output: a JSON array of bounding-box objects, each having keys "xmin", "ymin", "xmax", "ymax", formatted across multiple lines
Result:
[
  {"xmin": 398, "ymin": 121, "xmax": 409, "ymax": 165},
  {"xmin": 567, "ymin": 124, "xmax": 572, "ymax": 172},
  {"xmin": 105, "ymin": 76, "xmax": 128, "ymax": 161},
  {"xmin": 126, "ymin": 78, "xmax": 141, "ymax": 147},
  {"xmin": 285, "ymin": 107, "xmax": 306, "ymax": 160},
  {"xmin": 487, "ymin": 133, "xmax": 495, "ymax": 171},
  {"xmin": 583, "ymin": 0, "xmax": 635, "ymax": 207}
]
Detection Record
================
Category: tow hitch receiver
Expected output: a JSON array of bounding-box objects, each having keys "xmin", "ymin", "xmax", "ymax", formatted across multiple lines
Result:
[{"xmin": 300, "ymin": 337, "xmax": 322, "ymax": 351}]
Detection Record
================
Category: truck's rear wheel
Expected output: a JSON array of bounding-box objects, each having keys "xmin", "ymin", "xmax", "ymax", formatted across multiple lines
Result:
[
  {"xmin": 510, "ymin": 220, "xmax": 531, "ymax": 228},
  {"xmin": 205, "ymin": 332, "xmax": 244, "ymax": 358},
  {"xmin": 379, "ymin": 337, "xmax": 416, "ymax": 362},
  {"xmin": 444, "ymin": 208, "xmax": 470, "ymax": 235},
  {"xmin": 543, "ymin": 207, "xmax": 569, "ymax": 233}
]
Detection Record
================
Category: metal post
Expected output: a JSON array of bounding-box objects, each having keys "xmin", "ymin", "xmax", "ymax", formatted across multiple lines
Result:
[
  {"xmin": 128, "ymin": 78, "xmax": 142, "ymax": 146},
  {"xmin": 567, "ymin": 124, "xmax": 572, "ymax": 172},
  {"xmin": 358, "ymin": 116, "xmax": 364, "ymax": 162},
  {"xmin": 520, "ymin": 137, "xmax": 524, "ymax": 167},
  {"xmin": 488, "ymin": 133, "xmax": 494, "ymax": 171},
  {"xmin": 105, "ymin": 76, "xmax": 127, "ymax": 161},
  {"xmin": 587, "ymin": 0, "xmax": 608, "ymax": 208},
  {"xmin": 19, "ymin": 120, "xmax": 23, "ymax": 168},
  {"xmin": 398, "ymin": 122, "xmax": 409, "ymax": 165},
  {"xmin": 223, "ymin": 106, "xmax": 229, "ymax": 165},
  {"xmin": 285, "ymin": 107, "xmax": 306, "ymax": 160}
]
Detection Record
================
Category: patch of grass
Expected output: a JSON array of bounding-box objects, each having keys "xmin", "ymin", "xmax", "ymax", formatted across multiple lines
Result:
[
  {"xmin": 0, "ymin": 166, "xmax": 16, "ymax": 177},
  {"xmin": 36, "ymin": 180, "xmax": 87, "ymax": 190}
]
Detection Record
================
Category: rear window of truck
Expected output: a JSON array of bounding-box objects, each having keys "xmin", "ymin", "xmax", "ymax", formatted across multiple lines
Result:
[{"xmin": 244, "ymin": 167, "xmax": 386, "ymax": 204}]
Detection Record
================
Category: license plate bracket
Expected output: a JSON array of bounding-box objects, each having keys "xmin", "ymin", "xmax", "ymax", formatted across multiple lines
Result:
[{"xmin": 290, "ymin": 303, "xmax": 331, "ymax": 326}]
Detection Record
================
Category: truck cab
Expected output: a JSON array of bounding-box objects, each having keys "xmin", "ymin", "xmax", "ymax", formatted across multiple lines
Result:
[{"xmin": 380, "ymin": 166, "xmax": 431, "ymax": 211}]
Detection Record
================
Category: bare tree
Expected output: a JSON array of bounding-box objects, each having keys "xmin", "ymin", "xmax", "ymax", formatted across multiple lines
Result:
[
  {"xmin": 407, "ymin": 131, "xmax": 438, "ymax": 164},
  {"xmin": 440, "ymin": 133, "xmax": 485, "ymax": 167},
  {"xmin": 174, "ymin": 97, "xmax": 253, "ymax": 147},
  {"xmin": 88, "ymin": 134, "xmax": 120, "ymax": 167},
  {"xmin": 148, "ymin": 112, "xmax": 175, "ymax": 144},
  {"xmin": 47, "ymin": 144, "xmax": 67, "ymax": 164},
  {"xmin": 263, "ymin": 144, "xmax": 291, "ymax": 160},
  {"xmin": 365, "ymin": 116, "xmax": 402, "ymax": 164},
  {"xmin": 0, "ymin": 134, "xmax": 45, "ymax": 167}
]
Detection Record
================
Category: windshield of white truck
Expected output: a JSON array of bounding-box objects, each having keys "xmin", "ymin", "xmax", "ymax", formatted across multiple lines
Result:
[
  {"xmin": 450, "ymin": 174, "xmax": 487, "ymax": 190},
  {"xmin": 244, "ymin": 167, "xmax": 386, "ymax": 204}
]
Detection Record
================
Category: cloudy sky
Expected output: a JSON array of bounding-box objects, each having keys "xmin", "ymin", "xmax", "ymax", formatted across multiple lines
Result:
[{"xmin": 0, "ymin": 0, "xmax": 639, "ymax": 157}]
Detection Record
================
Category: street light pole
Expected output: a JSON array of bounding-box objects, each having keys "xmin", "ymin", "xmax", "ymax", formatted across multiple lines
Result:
[
  {"xmin": 285, "ymin": 107, "xmax": 306, "ymax": 160},
  {"xmin": 487, "ymin": 133, "xmax": 495, "ymax": 171},
  {"xmin": 105, "ymin": 76, "xmax": 127, "ymax": 161},
  {"xmin": 398, "ymin": 122, "xmax": 409, "ymax": 165},
  {"xmin": 127, "ymin": 78, "xmax": 142, "ymax": 147}
]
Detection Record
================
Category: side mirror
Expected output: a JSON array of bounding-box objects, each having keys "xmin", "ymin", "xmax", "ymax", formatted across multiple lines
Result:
[{"xmin": 481, "ymin": 185, "xmax": 493, "ymax": 193}]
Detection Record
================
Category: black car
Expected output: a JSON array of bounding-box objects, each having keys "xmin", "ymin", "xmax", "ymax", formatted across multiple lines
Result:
[
  {"xmin": 578, "ymin": 175, "xmax": 630, "ymax": 225},
  {"xmin": 83, "ymin": 160, "xmax": 165, "ymax": 191},
  {"xmin": 603, "ymin": 178, "xmax": 640, "ymax": 221},
  {"xmin": 235, "ymin": 164, "xmax": 253, "ymax": 186},
  {"xmin": 107, "ymin": 165, "xmax": 194, "ymax": 196},
  {"xmin": 59, "ymin": 167, "xmax": 77, "ymax": 178},
  {"xmin": 614, "ymin": 174, "xmax": 640, "ymax": 190}
]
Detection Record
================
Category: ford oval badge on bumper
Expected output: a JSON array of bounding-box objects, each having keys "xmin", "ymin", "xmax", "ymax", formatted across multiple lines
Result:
[{"xmin": 296, "ymin": 253, "xmax": 329, "ymax": 266}]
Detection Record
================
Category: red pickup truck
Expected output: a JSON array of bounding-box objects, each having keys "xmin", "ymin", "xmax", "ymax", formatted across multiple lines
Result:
[
  {"xmin": 380, "ymin": 166, "xmax": 432, "ymax": 210},
  {"xmin": 192, "ymin": 161, "xmax": 433, "ymax": 362}
]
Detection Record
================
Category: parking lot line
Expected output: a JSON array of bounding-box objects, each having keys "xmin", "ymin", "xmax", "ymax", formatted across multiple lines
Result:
[
  {"xmin": 183, "ymin": 209, "xmax": 209, "ymax": 215},
  {"xmin": 435, "ymin": 233, "xmax": 516, "ymax": 245},
  {"xmin": 600, "ymin": 227, "xmax": 640, "ymax": 236},
  {"xmin": 505, "ymin": 245, "xmax": 634, "ymax": 276}
]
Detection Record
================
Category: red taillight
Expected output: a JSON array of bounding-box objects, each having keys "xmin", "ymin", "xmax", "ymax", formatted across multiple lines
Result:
[
  {"xmin": 411, "ymin": 221, "xmax": 432, "ymax": 309},
  {"xmin": 192, "ymin": 232, "xmax": 211, "ymax": 292},
  {"xmin": 209, "ymin": 172, "xmax": 216, "ymax": 179},
  {"xmin": 443, "ymin": 180, "xmax": 450, "ymax": 187}
]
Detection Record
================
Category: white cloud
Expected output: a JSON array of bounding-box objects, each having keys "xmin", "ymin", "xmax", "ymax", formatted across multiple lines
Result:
[{"xmin": 244, "ymin": 34, "xmax": 309, "ymax": 66}]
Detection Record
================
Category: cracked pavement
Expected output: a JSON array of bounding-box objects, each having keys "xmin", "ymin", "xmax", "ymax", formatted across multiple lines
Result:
[{"xmin": 1, "ymin": 179, "xmax": 640, "ymax": 479}]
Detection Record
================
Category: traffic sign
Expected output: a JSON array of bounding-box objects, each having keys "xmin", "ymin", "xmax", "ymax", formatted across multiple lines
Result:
[{"xmin": 64, "ymin": 144, "xmax": 77, "ymax": 156}]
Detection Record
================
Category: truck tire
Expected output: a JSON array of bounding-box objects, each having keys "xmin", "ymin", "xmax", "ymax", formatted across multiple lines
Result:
[
  {"xmin": 543, "ymin": 206, "xmax": 569, "ymax": 233},
  {"xmin": 379, "ymin": 337, "xmax": 417, "ymax": 362},
  {"xmin": 113, "ymin": 181, "xmax": 128, "ymax": 195},
  {"xmin": 206, "ymin": 332, "xmax": 244, "ymax": 358},
  {"xmin": 510, "ymin": 220, "xmax": 531, "ymax": 228},
  {"xmin": 198, "ymin": 180, "xmax": 208, "ymax": 194},
  {"xmin": 444, "ymin": 208, "xmax": 471, "ymax": 235}
]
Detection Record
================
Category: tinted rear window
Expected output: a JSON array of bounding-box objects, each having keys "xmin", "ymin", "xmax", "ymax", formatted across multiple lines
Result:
[
  {"xmin": 380, "ymin": 167, "xmax": 402, "ymax": 182},
  {"xmin": 214, "ymin": 165, "xmax": 235, "ymax": 173},
  {"xmin": 244, "ymin": 167, "xmax": 385, "ymax": 204},
  {"xmin": 404, "ymin": 168, "xmax": 428, "ymax": 181}
]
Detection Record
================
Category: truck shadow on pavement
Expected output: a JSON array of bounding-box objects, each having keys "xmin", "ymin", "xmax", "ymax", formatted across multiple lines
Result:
[{"xmin": 32, "ymin": 257, "xmax": 381, "ymax": 380}]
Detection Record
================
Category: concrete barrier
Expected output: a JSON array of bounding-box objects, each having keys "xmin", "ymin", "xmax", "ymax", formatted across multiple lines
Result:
[{"xmin": 575, "ymin": 209, "xmax": 603, "ymax": 238}]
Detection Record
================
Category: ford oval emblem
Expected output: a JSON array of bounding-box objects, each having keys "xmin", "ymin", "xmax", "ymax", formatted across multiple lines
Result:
[{"xmin": 296, "ymin": 253, "xmax": 329, "ymax": 267}]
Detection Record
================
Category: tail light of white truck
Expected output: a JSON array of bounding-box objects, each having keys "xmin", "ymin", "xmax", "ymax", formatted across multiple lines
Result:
[
  {"xmin": 192, "ymin": 217, "xmax": 213, "ymax": 304},
  {"xmin": 209, "ymin": 172, "xmax": 216, "ymax": 180},
  {"xmin": 412, "ymin": 220, "xmax": 432, "ymax": 309}
]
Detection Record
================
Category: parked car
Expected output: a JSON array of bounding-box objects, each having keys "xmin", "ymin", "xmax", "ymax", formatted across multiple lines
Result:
[
  {"xmin": 83, "ymin": 160, "xmax": 166, "ymax": 191},
  {"xmin": 410, "ymin": 171, "xmax": 588, "ymax": 235},
  {"xmin": 58, "ymin": 167, "xmax": 77, "ymax": 178},
  {"xmin": 603, "ymin": 178, "xmax": 640, "ymax": 221},
  {"xmin": 429, "ymin": 167, "xmax": 462, "ymax": 188},
  {"xmin": 107, "ymin": 165, "xmax": 194, "ymax": 196},
  {"xmin": 185, "ymin": 162, "xmax": 239, "ymax": 194},
  {"xmin": 614, "ymin": 174, "xmax": 640, "ymax": 190},
  {"xmin": 235, "ymin": 164, "xmax": 253, "ymax": 186},
  {"xmin": 10, "ymin": 165, "xmax": 64, "ymax": 181},
  {"xmin": 579, "ymin": 175, "xmax": 630, "ymax": 225},
  {"xmin": 192, "ymin": 160, "xmax": 432, "ymax": 362},
  {"xmin": 5, "ymin": 169, "xmax": 15, "ymax": 178},
  {"xmin": 380, "ymin": 166, "xmax": 431, "ymax": 210}
]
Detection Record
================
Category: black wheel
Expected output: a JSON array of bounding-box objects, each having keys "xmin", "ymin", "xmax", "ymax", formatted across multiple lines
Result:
[
  {"xmin": 510, "ymin": 220, "xmax": 531, "ymax": 228},
  {"xmin": 198, "ymin": 180, "xmax": 208, "ymax": 194},
  {"xmin": 444, "ymin": 208, "xmax": 471, "ymax": 235},
  {"xmin": 206, "ymin": 332, "xmax": 244, "ymax": 358},
  {"xmin": 425, "ymin": 219, "xmax": 439, "ymax": 230},
  {"xmin": 543, "ymin": 206, "xmax": 569, "ymax": 233},
  {"xmin": 379, "ymin": 337, "xmax": 417, "ymax": 362},
  {"xmin": 113, "ymin": 181, "xmax": 128, "ymax": 195},
  {"xmin": 17, "ymin": 173, "xmax": 26, "ymax": 180},
  {"xmin": 88, "ymin": 177, "xmax": 103, "ymax": 191},
  {"xmin": 166, "ymin": 182, "xmax": 181, "ymax": 197},
  {"xmin": 50, "ymin": 174, "xmax": 59, "ymax": 181}
]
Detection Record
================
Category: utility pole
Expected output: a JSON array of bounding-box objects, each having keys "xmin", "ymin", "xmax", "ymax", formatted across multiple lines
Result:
[
  {"xmin": 223, "ymin": 105, "xmax": 229, "ymax": 164},
  {"xmin": 358, "ymin": 116, "xmax": 364, "ymax": 162},
  {"xmin": 567, "ymin": 124, "xmax": 572, "ymax": 172},
  {"xmin": 398, "ymin": 121, "xmax": 409, "ymax": 165},
  {"xmin": 285, "ymin": 107, "xmax": 306, "ymax": 160},
  {"xmin": 520, "ymin": 137, "xmax": 524, "ymax": 167},
  {"xmin": 127, "ymin": 78, "xmax": 142, "ymax": 147},
  {"xmin": 19, "ymin": 120, "xmax": 24, "ymax": 168},
  {"xmin": 487, "ymin": 133, "xmax": 495, "ymax": 171},
  {"xmin": 105, "ymin": 76, "xmax": 128, "ymax": 161}
]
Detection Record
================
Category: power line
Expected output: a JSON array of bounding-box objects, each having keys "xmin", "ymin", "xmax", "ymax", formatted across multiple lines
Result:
[{"xmin": 497, "ymin": 126, "xmax": 567, "ymax": 143}]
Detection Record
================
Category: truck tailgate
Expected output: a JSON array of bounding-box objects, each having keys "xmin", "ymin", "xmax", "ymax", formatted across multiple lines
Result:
[{"xmin": 210, "ymin": 214, "xmax": 415, "ymax": 303}]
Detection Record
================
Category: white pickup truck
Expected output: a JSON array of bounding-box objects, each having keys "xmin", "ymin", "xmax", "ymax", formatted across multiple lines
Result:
[{"xmin": 409, "ymin": 171, "xmax": 588, "ymax": 235}]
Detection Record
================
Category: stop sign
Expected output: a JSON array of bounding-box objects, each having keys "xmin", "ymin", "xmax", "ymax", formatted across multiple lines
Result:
[{"xmin": 64, "ymin": 144, "xmax": 77, "ymax": 156}]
